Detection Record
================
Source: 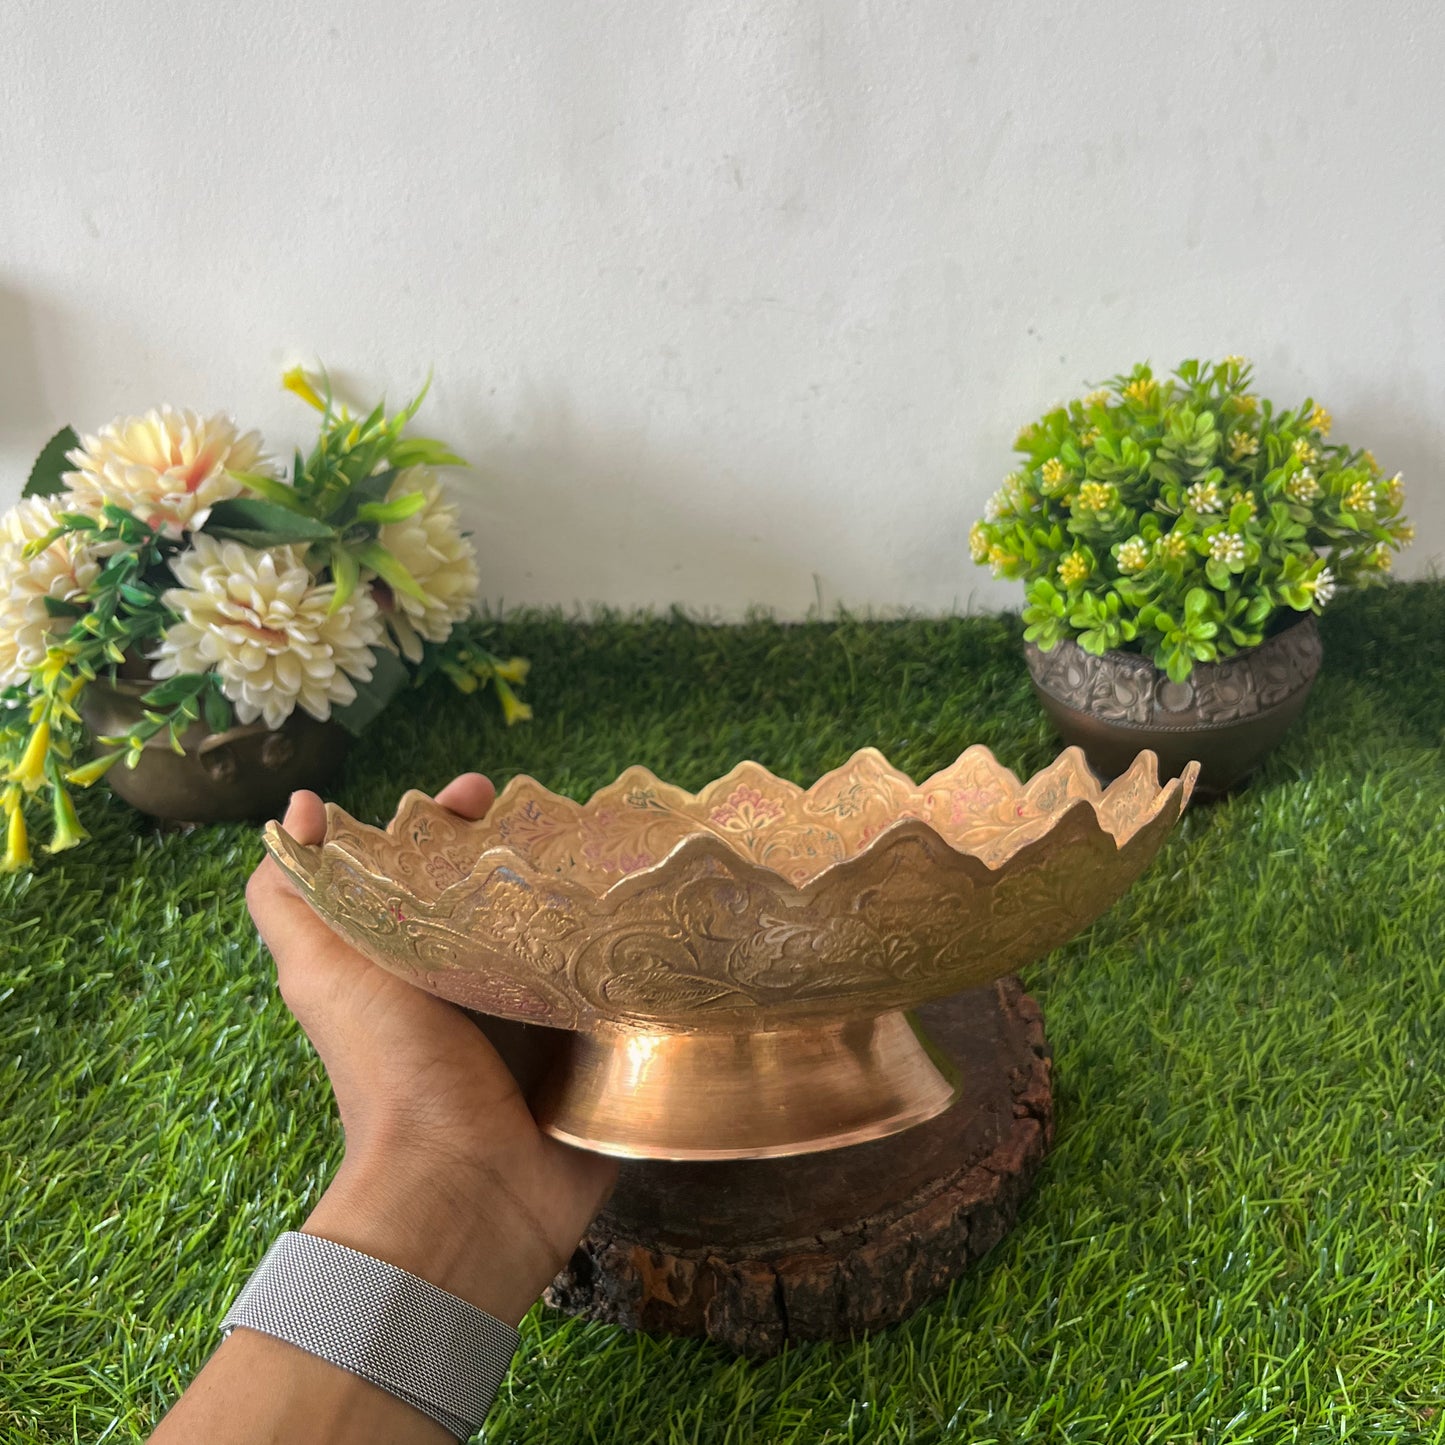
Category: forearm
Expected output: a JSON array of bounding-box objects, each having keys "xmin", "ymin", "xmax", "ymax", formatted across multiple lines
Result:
[
  {"xmin": 149, "ymin": 1149, "xmax": 551, "ymax": 1443},
  {"xmin": 149, "ymin": 1327, "xmax": 454, "ymax": 1445}
]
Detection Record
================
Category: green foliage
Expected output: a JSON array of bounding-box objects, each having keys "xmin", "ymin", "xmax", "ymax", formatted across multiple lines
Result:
[
  {"xmin": 22, "ymin": 426, "xmax": 79, "ymax": 499},
  {"xmin": 971, "ymin": 358, "xmax": 1414, "ymax": 677},
  {"xmin": 5, "ymin": 591, "xmax": 1445, "ymax": 1442}
]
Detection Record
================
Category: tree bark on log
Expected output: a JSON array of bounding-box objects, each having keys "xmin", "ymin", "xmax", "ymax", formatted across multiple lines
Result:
[{"xmin": 546, "ymin": 977, "xmax": 1053, "ymax": 1354}]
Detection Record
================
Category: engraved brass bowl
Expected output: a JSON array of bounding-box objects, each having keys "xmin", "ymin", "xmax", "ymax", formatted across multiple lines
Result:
[{"xmin": 265, "ymin": 746, "xmax": 1197, "ymax": 1160}]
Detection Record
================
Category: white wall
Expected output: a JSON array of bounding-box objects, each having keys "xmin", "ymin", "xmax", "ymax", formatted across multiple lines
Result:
[{"xmin": 3, "ymin": 0, "xmax": 1441, "ymax": 618}]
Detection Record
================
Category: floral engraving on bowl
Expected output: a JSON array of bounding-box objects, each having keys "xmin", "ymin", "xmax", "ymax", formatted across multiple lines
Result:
[
  {"xmin": 1025, "ymin": 617, "xmax": 1322, "ymax": 727},
  {"xmin": 266, "ymin": 747, "xmax": 1196, "ymax": 1035}
]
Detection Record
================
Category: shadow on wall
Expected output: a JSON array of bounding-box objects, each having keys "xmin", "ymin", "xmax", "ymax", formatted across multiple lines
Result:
[
  {"xmin": 448, "ymin": 381, "xmax": 860, "ymax": 618},
  {"xmin": 0, "ymin": 285, "xmax": 50, "ymax": 445},
  {"xmin": 1346, "ymin": 390, "xmax": 1443, "ymax": 581}
]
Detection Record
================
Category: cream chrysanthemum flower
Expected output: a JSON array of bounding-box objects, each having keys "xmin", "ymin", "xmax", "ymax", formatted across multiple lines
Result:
[
  {"xmin": 151, "ymin": 536, "xmax": 383, "ymax": 730},
  {"xmin": 64, "ymin": 407, "xmax": 269, "ymax": 536},
  {"xmin": 375, "ymin": 469, "xmax": 479, "ymax": 663},
  {"xmin": 0, "ymin": 498, "xmax": 99, "ymax": 689}
]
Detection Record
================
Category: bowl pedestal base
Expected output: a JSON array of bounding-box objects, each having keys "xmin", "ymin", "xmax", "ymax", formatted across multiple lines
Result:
[
  {"xmin": 535, "ymin": 1009, "xmax": 961, "ymax": 1161},
  {"xmin": 545, "ymin": 977, "xmax": 1053, "ymax": 1354}
]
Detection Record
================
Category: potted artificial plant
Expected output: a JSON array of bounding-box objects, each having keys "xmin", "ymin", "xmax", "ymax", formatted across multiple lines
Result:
[
  {"xmin": 0, "ymin": 368, "xmax": 529, "ymax": 866},
  {"xmin": 970, "ymin": 357, "xmax": 1411, "ymax": 793}
]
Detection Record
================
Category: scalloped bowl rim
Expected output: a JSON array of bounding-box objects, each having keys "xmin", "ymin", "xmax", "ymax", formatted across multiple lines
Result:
[{"xmin": 267, "ymin": 745, "xmax": 1200, "ymax": 907}]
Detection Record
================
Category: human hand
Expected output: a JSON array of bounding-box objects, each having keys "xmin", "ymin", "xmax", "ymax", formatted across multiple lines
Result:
[{"xmin": 245, "ymin": 773, "xmax": 618, "ymax": 1326}]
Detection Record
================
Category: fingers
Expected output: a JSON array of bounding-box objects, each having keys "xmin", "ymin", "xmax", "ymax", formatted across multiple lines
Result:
[
  {"xmin": 246, "ymin": 775, "xmax": 496, "ymax": 1017},
  {"xmin": 279, "ymin": 788, "xmax": 327, "ymax": 844},
  {"xmin": 434, "ymin": 772, "xmax": 495, "ymax": 821}
]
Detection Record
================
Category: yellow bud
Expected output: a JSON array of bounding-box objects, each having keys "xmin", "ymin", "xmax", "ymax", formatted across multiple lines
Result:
[
  {"xmin": 2, "ymin": 800, "xmax": 31, "ymax": 873},
  {"xmin": 282, "ymin": 366, "xmax": 326, "ymax": 411},
  {"xmin": 10, "ymin": 721, "xmax": 52, "ymax": 793},
  {"xmin": 47, "ymin": 785, "xmax": 87, "ymax": 854},
  {"xmin": 64, "ymin": 751, "xmax": 125, "ymax": 788},
  {"xmin": 495, "ymin": 678, "xmax": 533, "ymax": 726},
  {"xmin": 492, "ymin": 656, "xmax": 531, "ymax": 684},
  {"xmin": 40, "ymin": 649, "xmax": 70, "ymax": 688}
]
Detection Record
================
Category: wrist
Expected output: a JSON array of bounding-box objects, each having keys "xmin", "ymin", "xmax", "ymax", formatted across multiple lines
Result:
[{"xmin": 303, "ymin": 1145, "xmax": 550, "ymax": 1328}]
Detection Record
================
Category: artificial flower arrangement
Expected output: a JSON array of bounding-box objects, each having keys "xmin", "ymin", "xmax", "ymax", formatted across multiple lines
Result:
[
  {"xmin": 970, "ymin": 357, "xmax": 1412, "ymax": 681},
  {"xmin": 1, "ymin": 369, "xmax": 528, "ymax": 869}
]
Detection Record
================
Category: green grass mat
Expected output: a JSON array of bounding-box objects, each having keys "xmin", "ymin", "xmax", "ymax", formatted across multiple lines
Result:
[{"xmin": 4, "ymin": 585, "xmax": 1444, "ymax": 1444}]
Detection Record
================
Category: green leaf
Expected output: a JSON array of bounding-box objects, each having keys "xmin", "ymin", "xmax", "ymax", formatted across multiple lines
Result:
[
  {"xmin": 227, "ymin": 469, "xmax": 307, "ymax": 510},
  {"xmin": 387, "ymin": 438, "xmax": 468, "ymax": 470},
  {"xmin": 24, "ymin": 426, "xmax": 79, "ymax": 499},
  {"xmin": 1184, "ymin": 587, "xmax": 1213, "ymax": 624},
  {"xmin": 204, "ymin": 498, "xmax": 335, "ymax": 545},
  {"xmin": 355, "ymin": 540, "xmax": 428, "ymax": 602},
  {"xmin": 355, "ymin": 490, "xmax": 428, "ymax": 526},
  {"xmin": 328, "ymin": 468, "xmax": 400, "ymax": 528},
  {"xmin": 203, "ymin": 684, "xmax": 233, "ymax": 734},
  {"xmin": 328, "ymin": 545, "xmax": 361, "ymax": 615},
  {"xmin": 332, "ymin": 648, "xmax": 410, "ymax": 736},
  {"xmin": 42, "ymin": 595, "xmax": 86, "ymax": 618},
  {"xmin": 141, "ymin": 673, "xmax": 208, "ymax": 708}
]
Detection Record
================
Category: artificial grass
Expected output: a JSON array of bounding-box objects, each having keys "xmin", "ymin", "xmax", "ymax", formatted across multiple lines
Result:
[{"xmin": 3, "ymin": 585, "xmax": 1444, "ymax": 1444}]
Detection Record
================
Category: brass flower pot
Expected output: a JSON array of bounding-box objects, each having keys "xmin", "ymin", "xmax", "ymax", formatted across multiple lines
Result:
[
  {"xmin": 1024, "ymin": 615, "xmax": 1322, "ymax": 796},
  {"xmin": 80, "ymin": 679, "xmax": 350, "ymax": 823}
]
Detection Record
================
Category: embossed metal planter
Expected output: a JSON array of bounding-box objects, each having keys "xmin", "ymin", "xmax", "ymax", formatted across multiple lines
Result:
[
  {"xmin": 1025, "ymin": 615, "xmax": 1322, "ymax": 796},
  {"xmin": 80, "ymin": 679, "xmax": 349, "ymax": 823},
  {"xmin": 266, "ymin": 745, "xmax": 1196, "ymax": 1160}
]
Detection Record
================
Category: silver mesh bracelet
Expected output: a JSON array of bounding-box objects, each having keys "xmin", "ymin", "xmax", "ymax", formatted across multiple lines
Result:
[{"xmin": 221, "ymin": 1231, "xmax": 519, "ymax": 1440}]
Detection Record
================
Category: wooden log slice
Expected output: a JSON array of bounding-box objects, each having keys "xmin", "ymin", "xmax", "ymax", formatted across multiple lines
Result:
[{"xmin": 545, "ymin": 976, "xmax": 1053, "ymax": 1355}]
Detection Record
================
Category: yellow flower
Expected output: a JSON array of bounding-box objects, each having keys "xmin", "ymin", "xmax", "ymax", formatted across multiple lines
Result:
[
  {"xmin": 1228, "ymin": 432, "xmax": 1259, "ymax": 461},
  {"xmin": 493, "ymin": 656, "xmax": 530, "ymax": 684},
  {"xmin": 1292, "ymin": 438, "xmax": 1318, "ymax": 465},
  {"xmin": 1014, "ymin": 424, "xmax": 1039, "ymax": 449},
  {"xmin": 1382, "ymin": 472, "xmax": 1405, "ymax": 508},
  {"xmin": 1362, "ymin": 450, "xmax": 1381, "ymax": 476},
  {"xmin": 1233, "ymin": 394, "xmax": 1258, "ymax": 415},
  {"xmin": 10, "ymin": 721, "xmax": 51, "ymax": 793},
  {"xmin": 1115, "ymin": 537, "xmax": 1149, "ymax": 574},
  {"xmin": 1309, "ymin": 405, "xmax": 1332, "ymax": 436},
  {"xmin": 1395, "ymin": 522, "xmax": 1416, "ymax": 546},
  {"xmin": 969, "ymin": 521, "xmax": 990, "ymax": 563},
  {"xmin": 1344, "ymin": 479, "xmax": 1376, "ymax": 514},
  {"xmin": 495, "ymin": 678, "xmax": 533, "ymax": 726},
  {"xmin": 1122, "ymin": 376, "xmax": 1156, "ymax": 406},
  {"xmin": 1078, "ymin": 427, "xmax": 1100, "ymax": 447},
  {"xmin": 1076, "ymin": 481, "xmax": 1115, "ymax": 512},
  {"xmin": 1083, "ymin": 389, "xmax": 1111, "ymax": 408},
  {"xmin": 1369, "ymin": 542, "xmax": 1393, "ymax": 571},
  {"xmin": 1041, "ymin": 457, "xmax": 1067, "ymax": 487},
  {"xmin": 986, "ymin": 543, "xmax": 1016, "ymax": 573},
  {"xmin": 1057, "ymin": 552, "xmax": 1091, "ymax": 588},
  {"xmin": 1155, "ymin": 531, "xmax": 1189, "ymax": 561},
  {"xmin": 46, "ymin": 785, "xmax": 87, "ymax": 853},
  {"xmin": 1184, "ymin": 480, "xmax": 1222, "ymax": 514},
  {"xmin": 2, "ymin": 793, "xmax": 30, "ymax": 873},
  {"xmin": 282, "ymin": 366, "xmax": 327, "ymax": 411},
  {"xmin": 1222, "ymin": 354, "xmax": 1247, "ymax": 367}
]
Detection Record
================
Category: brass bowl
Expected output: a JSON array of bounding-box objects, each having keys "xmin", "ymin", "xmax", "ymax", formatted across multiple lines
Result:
[{"xmin": 265, "ymin": 746, "xmax": 1197, "ymax": 1160}]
